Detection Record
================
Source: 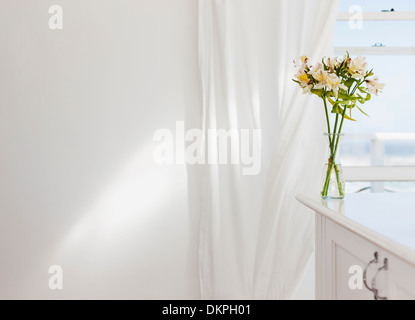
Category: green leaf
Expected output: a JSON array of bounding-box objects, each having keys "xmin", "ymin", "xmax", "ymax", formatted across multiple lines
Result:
[
  {"xmin": 366, "ymin": 68, "xmax": 374, "ymax": 78},
  {"xmin": 339, "ymin": 100, "xmax": 352, "ymax": 107},
  {"xmin": 357, "ymin": 91, "xmax": 371, "ymax": 103},
  {"xmin": 344, "ymin": 78, "xmax": 356, "ymax": 89},
  {"xmin": 310, "ymin": 88, "xmax": 325, "ymax": 98},
  {"xmin": 358, "ymin": 86, "xmax": 368, "ymax": 93},
  {"xmin": 327, "ymin": 95, "xmax": 352, "ymax": 108},
  {"xmin": 321, "ymin": 58, "xmax": 328, "ymax": 70},
  {"xmin": 331, "ymin": 105, "xmax": 342, "ymax": 114},
  {"xmin": 356, "ymin": 94, "xmax": 366, "ymax": 104},
  {"xmin": 326, "ymin": 95, "xmax": 336, "ymax": 105},
  {"xmin": 332, "ymin": 105, "xmax": 356, "ymax": 121},
  {"xmin": 356, "ymin": 105, "xmax": 369, "ymax": 117},
  {"xmin": 337, "ymin": 92, "xmax": 359, "ymax": 101},
  {"xmin": 344, "ymin": 113, "xmax": 356, "ymax": 121}
]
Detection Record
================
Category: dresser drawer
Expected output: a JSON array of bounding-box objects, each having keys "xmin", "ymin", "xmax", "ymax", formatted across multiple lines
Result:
[
  {"xmin": 324, "ymin": 219, "xmax": 383, "ymax": 299},
  {"xmin": 322, "ymin": 218, "xmax": 415, "ymax": 300}
]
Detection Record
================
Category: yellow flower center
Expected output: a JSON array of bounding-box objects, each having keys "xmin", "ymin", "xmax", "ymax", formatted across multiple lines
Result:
[
  {"xmin": 314, "ymin": 70, "xmax": 326, "ymax": 83},
  {"xmin": 298, "ymin": 73, "xmax": 308, "ymax": 82}
]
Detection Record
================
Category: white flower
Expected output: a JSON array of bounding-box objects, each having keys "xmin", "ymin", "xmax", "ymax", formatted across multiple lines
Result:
[
  {"xmin": 311, "ymin": 65, "xmax": 347, "ymax": 98},
  {"xmin": 294, "ymin": 55, "xmax": 309, "ymax": 68},
  {"xmin": 301, "ymin": 84, "xmax": 313, "ymax": 95},
  {"xmin": 311, "ymin": 62, "xmax": 324, "ymax": 73},
  {"xmin": 327, "ymin": 73, "xmax": 348, "ymax": 99},
  {"xmin": 366, "ymin": 76, "xmax": 385, "ymax": 95},
  {"xmin": 295, "ymin": 69, "xmax": 313, "ymax": 94},
  {"xmin": 311, "ymin": 63, "xmax": 328, "ymax": 88},
  {"xmin": 295, "ymin": 69, "xmax": 309, "ymax": 84},
  {"xmin": 325, "ymin": 57, "xmax": 338, "ymax": 72},
  {"xmin": 348, "ymin": 56, "xmax": 368, "ymax": 79},
  {"xmin": 341, "ymin": 55, "xmax": 351, "ymax": 67}
]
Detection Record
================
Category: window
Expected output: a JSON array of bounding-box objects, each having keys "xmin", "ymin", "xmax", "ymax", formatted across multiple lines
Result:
[{"xmin": 335, "ymin": 0, "xmax": 415, "ymax": 193}]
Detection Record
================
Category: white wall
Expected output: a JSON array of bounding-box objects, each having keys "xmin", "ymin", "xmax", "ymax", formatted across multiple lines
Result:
[{"xmin": 0, "ymin": 0, "xmax": 201, "ymax": 299}]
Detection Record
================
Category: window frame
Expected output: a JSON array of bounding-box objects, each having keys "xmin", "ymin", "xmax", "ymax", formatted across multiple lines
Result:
[{"xmin": 335, "ymin": 9, "xmax": 415, "ymax": 189}]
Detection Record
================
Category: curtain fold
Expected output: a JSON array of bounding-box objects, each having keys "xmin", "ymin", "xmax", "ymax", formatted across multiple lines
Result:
[{"xmin": 197, "ymin": 0, "xmax": 340, "ymax": 299}]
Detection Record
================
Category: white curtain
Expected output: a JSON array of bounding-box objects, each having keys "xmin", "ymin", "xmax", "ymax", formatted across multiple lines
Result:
[{"xmin": 197, "ymin": 0, "xmax": 339, "ymax": 299}]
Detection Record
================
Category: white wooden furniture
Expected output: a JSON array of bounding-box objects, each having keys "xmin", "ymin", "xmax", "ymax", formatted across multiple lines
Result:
[{"xmin": 296, "ymin": 193, "xmax": 415, "ymax": 300}]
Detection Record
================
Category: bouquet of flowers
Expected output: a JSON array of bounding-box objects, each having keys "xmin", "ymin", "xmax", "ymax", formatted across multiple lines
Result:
[{"xmin": 293, "ymin": 53, "xmax": 385, "ymax": 198}]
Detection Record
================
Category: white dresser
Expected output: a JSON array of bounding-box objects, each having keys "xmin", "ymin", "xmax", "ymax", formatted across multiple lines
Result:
[{"xmin": 296, "ymin": 193, "xmax": 415, "ymax": 300}]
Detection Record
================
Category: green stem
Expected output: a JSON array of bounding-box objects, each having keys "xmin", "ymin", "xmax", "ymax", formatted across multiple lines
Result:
[
  {"xmin": 322, "ymin": 157, "xmax": 333, "ymax": 197},
  {"xmin": 321, "ymin": 95, "xmax": 334, "ymax": 197},
  {"xmin": 334, "ymin": 164, "xmax": 344, "ymax": 197},
  {"xmin": 334, "ymin": 106, "xmax": 347, "ymax": 157},
  {"xmin": 328, "ymin": 104, "xmax": 348, "ymax": 198},
  {"xmin": 322, "ymin": 96, "xmax": 333, "ymax": 150},
  {"xmin": 332, "ymin": 113, "xmax": 339, "ymax": 155},
  {"xmin": 333, "ymin": 79, "xmax": 360, "ymax": 157}
]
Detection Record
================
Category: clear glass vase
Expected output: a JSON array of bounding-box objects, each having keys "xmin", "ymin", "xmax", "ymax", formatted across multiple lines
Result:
[{"xmin": 321, "ymin": 133, "xmax": 345, "ymax": 199}]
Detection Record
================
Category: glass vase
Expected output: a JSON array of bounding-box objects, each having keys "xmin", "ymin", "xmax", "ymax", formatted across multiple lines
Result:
[{"xmin": 321, "ymin": 133, "xmax": 345, "ymax": 199}]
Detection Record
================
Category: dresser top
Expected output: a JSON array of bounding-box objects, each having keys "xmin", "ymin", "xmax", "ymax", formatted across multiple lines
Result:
[{"xmin": 296, "ymin": 192, "xmax": 415, "ymax": 265}]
